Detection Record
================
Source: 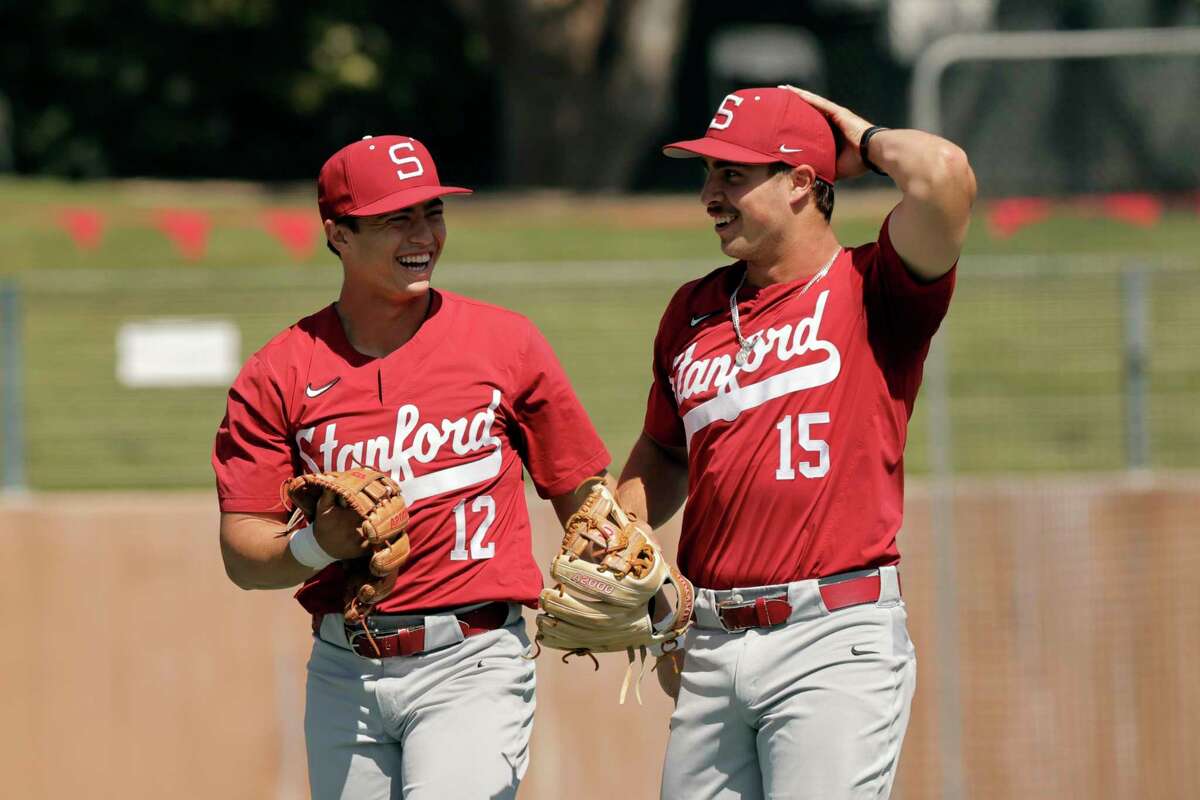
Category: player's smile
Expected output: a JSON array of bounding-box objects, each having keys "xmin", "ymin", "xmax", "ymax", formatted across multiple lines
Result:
[
  {"xmin": 396, "ymin": 251, "xmax": 435, "ymax": 274},
  {"xmin": 709, "ymin": 205, "xmax": 739, "ymax": 234}
]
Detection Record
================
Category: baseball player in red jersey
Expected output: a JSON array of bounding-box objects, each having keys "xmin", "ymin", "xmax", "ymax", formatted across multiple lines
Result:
[
  {"xmin": 616, "ymin": 87, "xmax": 976, "ymax": 798},
  {"xmin": 212, "ymin": 135, "xmax": 610, "ymax": 799}
]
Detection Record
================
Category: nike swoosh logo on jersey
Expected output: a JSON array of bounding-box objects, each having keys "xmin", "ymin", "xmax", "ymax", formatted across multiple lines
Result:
[
  {"xmin": 850, "ymin": 645, "xmax": 879, "ymax": 656},
  {"xmin": 690, "ymin": 311, "xmax": 719, "ymax": 327},
  {"xmin": 305, "ymin": 377, "xmax": 341, "ymax": 398},
  {"xmin": 779, "ymin": 144, "xmax": 804, "ymax": 153}
]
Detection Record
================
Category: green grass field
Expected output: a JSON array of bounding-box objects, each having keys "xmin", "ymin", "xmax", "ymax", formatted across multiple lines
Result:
[{"xmin": 1, "ymin": 178, "xmax": 1197, "ymax": 489}]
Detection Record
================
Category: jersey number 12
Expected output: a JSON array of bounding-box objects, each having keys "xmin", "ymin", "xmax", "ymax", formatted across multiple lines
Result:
[{"xmin": 450, "ymin": 495, "xmax": 496, "ymax": 560}]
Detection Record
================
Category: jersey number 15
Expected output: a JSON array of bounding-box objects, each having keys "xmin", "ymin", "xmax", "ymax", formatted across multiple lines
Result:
[{"xmin": 775, "ymin": 412, "xmax": 830, "ymax": 480}]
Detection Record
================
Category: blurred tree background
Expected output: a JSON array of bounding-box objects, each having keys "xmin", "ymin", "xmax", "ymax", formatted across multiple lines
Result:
[
  {"xmin": 0, "ymin": 0, "xmax": 914, "ymax": 190},
  {"xmin": 0, "ymin": 0, "xmax": 1196, "ymax": 193},
  {"xmin": 0, "ymin": 0, "xmax": 494, "ymax": 183}
]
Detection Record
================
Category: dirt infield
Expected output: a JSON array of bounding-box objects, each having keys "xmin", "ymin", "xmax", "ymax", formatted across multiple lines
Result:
[{"xmin": 1, "ymin": 475, "xmax": 1197, "ymax": 799}]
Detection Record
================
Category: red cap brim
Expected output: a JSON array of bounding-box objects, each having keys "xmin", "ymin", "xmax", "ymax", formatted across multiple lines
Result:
[
  {"xmin": 662, "ymin": 137, "xmax": 776, "ymax": 164},
  {"xmin": 347, "ymin": 185, "xmax": 473, "ymax": 217}
]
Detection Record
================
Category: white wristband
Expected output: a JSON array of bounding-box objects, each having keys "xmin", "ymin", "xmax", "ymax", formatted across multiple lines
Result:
[{"xmin": 288, "ymin": 523, "xmax": 338, "ymax": 570}]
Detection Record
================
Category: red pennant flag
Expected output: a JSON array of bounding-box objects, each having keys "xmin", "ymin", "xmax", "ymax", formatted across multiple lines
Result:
[
  {"xmin": 154, "ymin": 210, "xmax": 211, "ymax": 261},
  {"xmin": 1100, "ymin": 193, "xmax": 1162, "ymax": 227},
  {"xmin": 987, "ymin": 197, "xmax": 1052, "ymax": 239},
  {"xmin": 262, "ymin": 209, "xmax": 318, "ymax": 260},
  {"xmin": 57, "ymin": 208, "xmax": 106, "ymax": 251}
]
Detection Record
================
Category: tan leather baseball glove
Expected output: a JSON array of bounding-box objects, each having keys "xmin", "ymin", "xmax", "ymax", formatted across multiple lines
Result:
[
  {"xmin": 282, "ymin": 468, "xmax": 411, "ymax": 629},
  {"xmin": 536, "ymin": 482, "xmax": 694, "ymax": 703}
]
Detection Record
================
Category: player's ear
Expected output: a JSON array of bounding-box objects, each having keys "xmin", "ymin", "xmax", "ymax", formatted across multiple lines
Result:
[
  {"xmin": 787, "ymin": 165, "xmax": 818, "ymax": 205},
  {"xmin": 324, "ymin": 218, "xmax": 349, "ymax": 255}
]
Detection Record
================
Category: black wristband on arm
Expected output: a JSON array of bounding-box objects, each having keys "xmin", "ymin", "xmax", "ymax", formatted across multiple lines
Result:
[{"xmin": 859, "ymin": 125, "xmax": 890, "ymax": 176}]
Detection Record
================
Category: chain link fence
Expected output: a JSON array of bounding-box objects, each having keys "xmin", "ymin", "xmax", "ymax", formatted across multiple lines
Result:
[{"xmin": 1, "ymin": 255, "xmax": 1199, "ymax": 491}]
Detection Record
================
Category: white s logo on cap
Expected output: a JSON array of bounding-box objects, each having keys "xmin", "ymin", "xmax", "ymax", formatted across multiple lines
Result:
[
  {"xmin": 709, "ymin": 94, "xmax": 744, "ymax": 130},
  {"xmin": 389, "ymin": 142, "xmax": 425, "ymax": 181}
]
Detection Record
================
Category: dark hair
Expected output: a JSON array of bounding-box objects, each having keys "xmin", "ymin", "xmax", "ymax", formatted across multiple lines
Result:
[
  {"xmin": 325, "ymin": 215, "xmax": 359, "ymax": 257},
  {"xmin": 768, "ymin": 162, "xmax": 834, "ymax": 222}
]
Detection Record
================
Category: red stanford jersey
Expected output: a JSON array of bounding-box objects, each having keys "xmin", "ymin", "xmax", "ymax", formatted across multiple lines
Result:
[
  {"xmin": 213, "ymin": 291, "xmax": 609, "ymax": 614},
  {"xmin": 644, "ymin": 217, "xmax": 954, "ymax": 589}
]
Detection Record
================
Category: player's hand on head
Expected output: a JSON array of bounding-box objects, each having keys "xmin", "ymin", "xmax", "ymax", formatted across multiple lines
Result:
[
  {"xmin": 314, "ymin": 489, "xmax": 372, "ymax": 560},
  {"xmin": 778, "ymin": 84, "xmax": 874, "ymax": 180}
]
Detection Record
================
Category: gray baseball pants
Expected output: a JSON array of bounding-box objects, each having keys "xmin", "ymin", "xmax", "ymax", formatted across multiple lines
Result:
[
  {"xmin": 661, "ymin": 567, "xmax": 915, "ymax": 800},
  {"xmin": 304, "ymin": 605, "xmax": 535, "ymax": 799}
]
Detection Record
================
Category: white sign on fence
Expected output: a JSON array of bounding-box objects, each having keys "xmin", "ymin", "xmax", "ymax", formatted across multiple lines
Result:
[{"xmin": 116, "ymin": 318, "xmax": 240, "ymax": 388}]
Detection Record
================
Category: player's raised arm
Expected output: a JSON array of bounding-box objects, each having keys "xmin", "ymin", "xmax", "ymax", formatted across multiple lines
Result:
[{"xmin": 780, "ymin": 85, "xmax": 977, "ymax": 280}]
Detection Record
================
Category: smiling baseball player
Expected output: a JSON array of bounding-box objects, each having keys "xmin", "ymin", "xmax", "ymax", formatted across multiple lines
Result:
[
  {"xmin": 212, "ymin": 134, "xmax": 610, "ymax": 799},
  {"xmin": 616, "ymin": 87, "xmax": 976, "ymax": 798}
]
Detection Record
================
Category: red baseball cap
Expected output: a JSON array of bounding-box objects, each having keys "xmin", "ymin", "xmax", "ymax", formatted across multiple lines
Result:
[
  {"xmin": 663, "ymin": 87, "xmax": 837, "ymax": 183},
  {"xmin": 317, "ymin": 135, "xmax": 472, "ymax": 221}
]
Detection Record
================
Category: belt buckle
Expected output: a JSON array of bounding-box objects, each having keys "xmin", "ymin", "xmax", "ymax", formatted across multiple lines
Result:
[
  {"xmin": 717, "ymin": 593, "xmax": 790, "ymax": 632},
  {"xmin": 713, "ymin": 597, "xmax": 742, "ymax": 632},
  {"xmin": 347, "ymin": 623, "xmax": 423, "ymax": 657},
  {"xmin": 345, "ymin": 628, "xmax": 376, "ymax": 657},
  {"xmin": 714, "ymin": 597, "xmax": 755, "ymax": 632}
]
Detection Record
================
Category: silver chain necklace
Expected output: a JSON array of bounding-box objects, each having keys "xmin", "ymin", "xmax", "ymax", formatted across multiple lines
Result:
[{"xmin": 729, "ymin": 248, "xmax": 841, "ymax": 366}]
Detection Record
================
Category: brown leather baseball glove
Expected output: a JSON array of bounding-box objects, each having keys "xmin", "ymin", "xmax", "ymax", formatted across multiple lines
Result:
[
  {"xmin": 535, "ymin": 482, "xmax": 693, "ymax": 703},
  {"xmin": 282, "ymin": 468, "xmax": 411, "ymax": 627}
]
